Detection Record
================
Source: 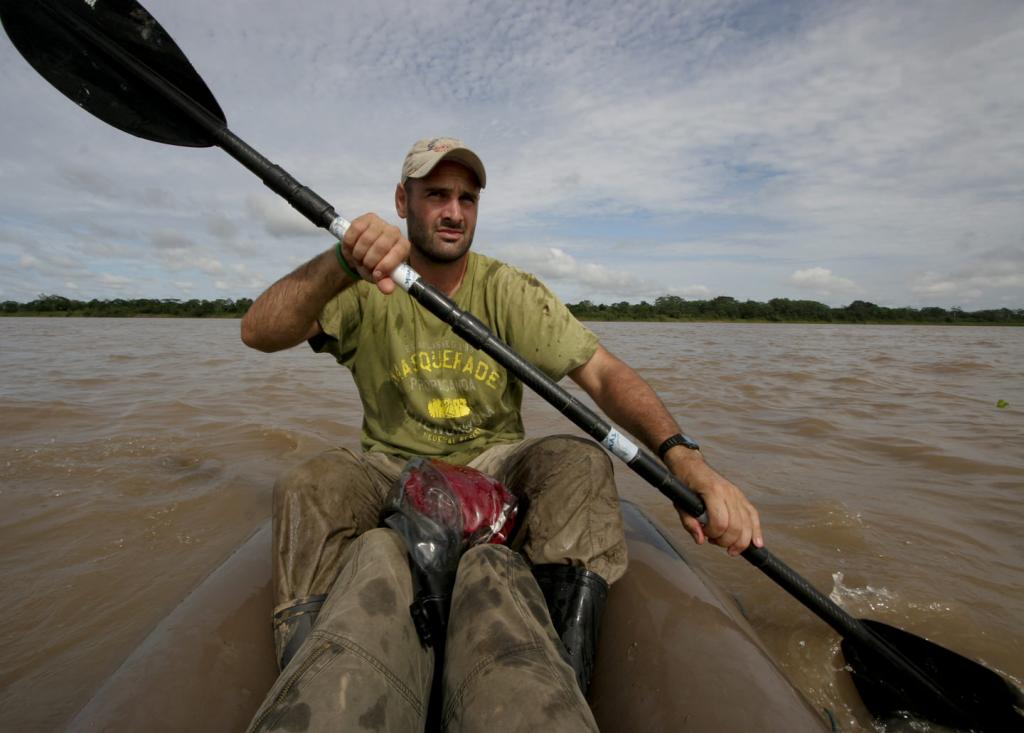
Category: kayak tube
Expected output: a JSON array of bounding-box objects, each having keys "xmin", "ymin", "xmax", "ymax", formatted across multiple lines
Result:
[{"xmin": 70, "ymin": 500, "xmax": 828, "ymax": 731}]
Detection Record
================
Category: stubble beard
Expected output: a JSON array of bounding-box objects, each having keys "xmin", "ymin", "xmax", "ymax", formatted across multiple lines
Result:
[{"xmin": 406, "ymin": 207, "xmax": 474, "ymax": 265}]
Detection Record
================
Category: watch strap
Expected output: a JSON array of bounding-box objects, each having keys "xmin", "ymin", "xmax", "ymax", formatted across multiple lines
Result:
[{"xmin": 657, "ymin": 433, "xmax": 700, "ymax": 458}]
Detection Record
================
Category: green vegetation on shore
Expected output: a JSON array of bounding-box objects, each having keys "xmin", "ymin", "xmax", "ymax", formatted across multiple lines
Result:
[
  {"xmin": 2, "ymin": 294, "xmax": 252, "ymax": 318},
  {"xmin": 568, "ymin": 296, "xmax": 1023, "ymax": 324},
  {"xmin": 3, "ymin": 293, "xmax": 1022, "ymax": 324}
]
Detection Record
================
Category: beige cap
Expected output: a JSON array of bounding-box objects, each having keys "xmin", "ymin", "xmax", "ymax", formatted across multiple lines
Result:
[{"xmin": 401, "ymin": 137, "xmax": 486, "ymax": 188}]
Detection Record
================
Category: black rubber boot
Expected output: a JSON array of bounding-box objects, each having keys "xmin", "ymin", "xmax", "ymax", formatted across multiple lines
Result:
[
  {"xmin": 272, "ymin": 595, "xmax": 326, "ymax": 671},
  {"xmin": 531, "ymin": 564, "xmax": 609, "ymax": 696}
]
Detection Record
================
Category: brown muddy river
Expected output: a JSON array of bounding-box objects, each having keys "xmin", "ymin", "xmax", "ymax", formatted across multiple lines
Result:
[{"xmin": 1, "ymin": 317, "xmax": 1021, "ymax": 730}]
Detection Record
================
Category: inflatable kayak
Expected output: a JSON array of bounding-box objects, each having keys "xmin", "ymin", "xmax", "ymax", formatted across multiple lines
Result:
[{"xmin": 69, "ymin": 500, "xmax": 828, "ymax": 731}]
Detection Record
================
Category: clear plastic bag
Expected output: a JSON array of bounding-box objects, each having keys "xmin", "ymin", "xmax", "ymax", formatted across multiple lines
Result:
[{"xmin": 384, "ymin": 457, "xmax": 518, "ymax": 647}]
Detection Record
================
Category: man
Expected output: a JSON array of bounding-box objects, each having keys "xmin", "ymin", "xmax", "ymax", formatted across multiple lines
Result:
[{"xmin": 241, "ymin": 137, "xmax": 763, "ymax": 729}]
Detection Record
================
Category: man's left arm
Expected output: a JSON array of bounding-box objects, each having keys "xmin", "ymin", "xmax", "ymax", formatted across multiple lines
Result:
[{"xmin": 569, "ymin": 344, "xmax": 764, "ymax": 557}]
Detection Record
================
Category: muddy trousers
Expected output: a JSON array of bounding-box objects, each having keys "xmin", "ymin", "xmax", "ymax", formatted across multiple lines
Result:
[
  {"xmin": 247, "ymin": 528, "xmax": 599, "ymax": 732},
  {"xmin": 271, "ymin": 435, "xmax": 628, "ymax": 663}
]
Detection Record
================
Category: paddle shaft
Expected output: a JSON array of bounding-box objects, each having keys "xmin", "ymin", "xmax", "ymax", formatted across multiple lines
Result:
[{"xmin": 27, "ymin": 1, "xmax": 964, "ymax": 722}]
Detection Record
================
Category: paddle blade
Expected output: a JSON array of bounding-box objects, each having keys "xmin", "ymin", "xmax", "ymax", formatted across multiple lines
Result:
[
  {"xmin": 842, "ymin": 619, "xmax": 1024, "ymax": 732},
  {"xmin": 0, "ymin": 0, "xmax": 225, "ymax": 146}
]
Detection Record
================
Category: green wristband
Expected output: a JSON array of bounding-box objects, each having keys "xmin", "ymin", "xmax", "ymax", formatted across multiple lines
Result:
[{"xmin": 334, "ymin": 241, "xmax": 362, "ymax": 281}]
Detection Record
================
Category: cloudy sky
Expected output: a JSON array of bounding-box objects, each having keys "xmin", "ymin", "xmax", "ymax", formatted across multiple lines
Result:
[{"xmin": 1, "ymin": 0, "xmax": 1022, "ymax": 308}]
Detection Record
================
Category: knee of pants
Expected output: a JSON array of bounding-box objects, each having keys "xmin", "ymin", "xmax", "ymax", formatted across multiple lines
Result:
[
  {"xmin": 451, "ymin": 543, "xmax": 552, "ymax": 617},
  {"xmin": 517, "ymin": 435, "xmax": 616, "ymax": 499},
  {"xmin": 272, "ymin": 448, "xmax": 363, "ymax": 513},
  {"xmin": 449, "ymin": 543, "xmax": 521, "ymax": 629},
  {"xmin": 348, "ymin": 526, "xmax": 409, "ymax": 565},
  {"xmin": 537, "ymin": 435, "xmax": 614, "ymax": 476},
  {"xmin": 534, "ymin": 434, "xmax": 612, "ymax": 465},
  {"xmin": 316, "ymin": 528, "xmax": 417, "ymax": 623},
  {"xmin": 457, "ymin": 542, "xmax": 511, "ymax": 578}
]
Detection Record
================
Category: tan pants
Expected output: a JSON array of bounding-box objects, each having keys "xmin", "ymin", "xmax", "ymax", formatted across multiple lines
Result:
[
  {"xmin": 272, "ymin": 435, "xmax": 628, "ymax": 629},
  {"xmin": 247, "ymin": 528, "xmax": 599, "ymax": 732}
]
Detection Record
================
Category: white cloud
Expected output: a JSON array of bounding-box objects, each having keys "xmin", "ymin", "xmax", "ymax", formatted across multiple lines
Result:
[
  {"xmin": 245, "ymin": 195, "xmax": 322, "ymax": 239},
  {"xmin": 19, "ymin": 251, "xmax": 77, "ymax": 274},
  {"xmin": 150, "ymin": 230, "xmax": 195, "ymax": 250},
  {"xmin": 196, "ymin": 257, "xmax": 226, "ymax": 276},
  {"xmin": 911, "ymin": 246, "xmax": 1024, "ymax": 303},
  {"xmin": 160, "ymin": 253, "xmax": 225, "ymax": 276},
  {"xmin": 507, "ymin": 247, "xmax": 578, "ymax": 280},
  {"xmin": 99, "ymin": 273, "xmax": 133, "ymax": 286},
  {"xmin": 60, "ymin": 164, "xmax": 119, "ymax": 199},
  {"xmin": 911, "ymin": 272, "xmax": 958, "ymax": 297},
  {"xmin": 214, "ymin": 272, "xmax": 268, "ymax": 291},
  {"xmin": 206, "ymin": 212, "xmax": 237, "ymax": 240},
  {"xmin": 213, "ymin": 260, "xmax": 270, "ymax": 292},
  {"xmin": 789, "ymin": 267, "xmax": 859, "ymax": 296},
  {"xmin": 671, "ymin": 284, "xmax": 713, "ymax": 298},
  {"xmin": 501, "ymin": 245, "xmax": 709, "ymax": 300},
  {"xmin": 506, "ymin": 245, "xmax": 653, "ymax": 296}
]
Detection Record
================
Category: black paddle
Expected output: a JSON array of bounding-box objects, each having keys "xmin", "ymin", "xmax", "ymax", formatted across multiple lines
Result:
[{"xmin": 3, "ymin": 2, "xmax": 1021, "ymax": 730}]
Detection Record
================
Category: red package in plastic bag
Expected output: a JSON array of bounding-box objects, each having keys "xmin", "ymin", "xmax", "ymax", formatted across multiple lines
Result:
[{"xmin": 398, "ymin": 457, "xmax": 518, "ymax": 546}]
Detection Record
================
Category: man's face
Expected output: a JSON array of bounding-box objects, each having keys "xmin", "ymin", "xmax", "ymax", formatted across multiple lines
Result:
[{"xmin": 397, "ymin": 161, "xmax": 480, "ymax": 264}]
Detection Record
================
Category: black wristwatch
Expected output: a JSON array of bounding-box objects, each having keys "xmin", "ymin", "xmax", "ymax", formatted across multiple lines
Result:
[{"xmin": 657, "ymin": 433, "xmax": 701, "ymax": 459}]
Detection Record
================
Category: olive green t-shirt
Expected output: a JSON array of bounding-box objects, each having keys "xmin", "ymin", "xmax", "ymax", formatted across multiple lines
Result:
[{"xmin": 313, "ymin": 252, "xmax": 598, "ymax": 465}]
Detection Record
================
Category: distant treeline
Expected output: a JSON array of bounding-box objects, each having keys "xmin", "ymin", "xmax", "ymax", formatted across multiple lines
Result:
[
  {"xmin": 566, "ymin": 296, "xmax": 1024, "ymax": 324},
  {"xmin": 3, "ymin": 293, "xmax": 1022, "ymax": 324},
  {"xmin": 2, "ymin": 294, "xmax": 252, "ymax": 317}
]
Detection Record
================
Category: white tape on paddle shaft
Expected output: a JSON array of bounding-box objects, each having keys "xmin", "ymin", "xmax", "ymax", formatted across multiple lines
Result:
[
  {"xmin": 602, "ymin": 429, "xmax": 639, "ymax": 463},
  {"xmin": 328, "ymin": 216, "xmax": 350, "ymax": 239},
  {"xmin": 391, "ymin": 263, "xmax": 420, "ymax": 292}
]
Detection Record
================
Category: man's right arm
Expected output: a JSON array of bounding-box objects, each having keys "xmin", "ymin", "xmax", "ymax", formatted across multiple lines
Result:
[
  {"xmin": 240, "ymin": 214, "xmax": 410, "ymax": 353},
  {"xmin": 240, "ymin": 247, "xmax": 347, "ymax": 352}
]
